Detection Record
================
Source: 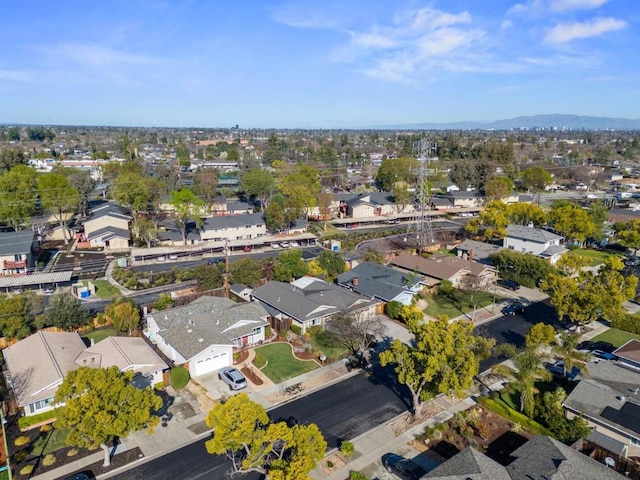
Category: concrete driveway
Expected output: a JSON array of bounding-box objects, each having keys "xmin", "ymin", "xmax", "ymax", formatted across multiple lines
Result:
[
  {"xmin": 494, "ymin": 284, "xmax": 549, "ymax": 305},
  {"xmin": 376, "ymin": 315, "xmax": 413, "ymax": 345},
  {"xmin": 191, "ymin": 370, "xmax": 254, "ymax": 401}
]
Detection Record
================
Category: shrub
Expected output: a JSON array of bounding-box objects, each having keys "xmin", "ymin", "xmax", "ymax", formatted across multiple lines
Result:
[
  {"xmin": 42, "ymin": 453, "xmax": 57, "ymax": 466},
  {"xmin": 327, "ymin": 460, "xmax": 334, "ymax": 468},
  {"xmin": 14, "ymin": 436, "xmax": 30, "ymax": 447},
  {"xmin": 290, "ymin": 324, "xmax": 302, "ymax": 335},
  {"xmin": 170, "ymin": 366, "xmax": 190, "ymax": 390},
  {"xmin": 18, "ymin": 408, "xmax": 59, "ymax": 429},
  {"xmin": 612, "ymin": 314, "xmax": 640, "ymax": 335},
  {"xmin": 306, "ymin": 325, "xmax": 323, "ymax": 337},
  {"xmin": 264, "ymin": 326, "xmax": 272, "ymax": 339},
  {"xmin": 349, "ymin": 471, "xmax": 368, "ymax": 480},
  {"xmin": 154, "ymin": 382, "xmax": 165, "ymax": 390},
  {"xmin": 253, "ymin": 352, "xmax": 268, "ymax": 369},
  {"xmin": 12, "ymin": 450, "xmax": 28, "ymax": 463},
  {"xmin": 67, "ymin": 448, "xmax": 79, "ymax": 457},
  {"xmin": 20, "ymin": 465, "xmax": 34, "ymax": 476},
  {"xmin": 477, "ymin": 396, "xmax": 552, "ymax": 436},
  {"xmin": 340, "ymin": 440, "xmax": 355, "ymax": 458},
  {"xmin": 386, "ymin": 301, "xmax": 403, "ymax": 319},
  {"xmin": 40, "ymin": 424, "xmax": 52, "ymax": 433}
]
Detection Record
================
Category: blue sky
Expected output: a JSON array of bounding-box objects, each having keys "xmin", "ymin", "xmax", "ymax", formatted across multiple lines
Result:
[{"xmin": 0, "ymin": 0, "xmax": 637, "ymax": 128}]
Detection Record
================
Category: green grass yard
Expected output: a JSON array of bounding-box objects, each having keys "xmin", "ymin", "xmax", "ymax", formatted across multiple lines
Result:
[
  {"xmin": 423, "ymin": 292, "xmax": 499, "ymax": 319},
  {"xmin": 82, "ymin": 279, "xmax": 121, "ymax": 299},
  {"xmin": 309, "ymin": 336, "xmax": 350, "ymax": 362},
  {"xmin": 254, "ymin": 343, "xmax": 319, "ymax": 384},
  {"xmin": 590, "ymin": 328, "xmax": 640, "ymax": 348},
  {"xmin": 570, "ymin": 249, "xmax": 622, "ymax": 267},
  {"xmin": 82, "ymin": 328, "xmax": 117, "ymax": 344},
  {"xmin": 29, "ymin": 428, "xmax": 70, "ymax": 455}
]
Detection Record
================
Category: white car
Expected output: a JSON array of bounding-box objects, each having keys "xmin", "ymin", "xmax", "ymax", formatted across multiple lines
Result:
[
  {"xmin": 271, "ymin": 243, "xmax": 280, "ymax": 249},
  {"xmin": 280, "ymin": 241, "xmax": 290, "ymax": 248},
  {"xmin": 290, "ymin": 241, "xmax": 299, "ymax": 248},
  {"xmin": 168, "ymin": 254, "xmax": 178, "ymax": 260}
]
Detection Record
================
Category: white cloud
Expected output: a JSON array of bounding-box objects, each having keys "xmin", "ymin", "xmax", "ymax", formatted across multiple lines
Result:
[
  {"xmin": 410, "ymin": 7, "xmax": 472, "ymax": 30},
  {"xmin": 544, "ymin": 17, "xmax": 627, "ymax": 43},
  {"xmin": 42, "ymin": 43, "xmax": 170, "ymax": 68},
  {"xmin": 501, "ymin": 19, "xmax": 514, "ymax": 29},
  {"xmin": 350, "ymin": 31, "xmax": 397, "ymax": 49},
  {"xmin": 549, "ymin": 0, "xmax": 610, "ymax": 12},
  {"xmin": 507, "ymin": 0, "xmax": 546, "ymax": 17}
]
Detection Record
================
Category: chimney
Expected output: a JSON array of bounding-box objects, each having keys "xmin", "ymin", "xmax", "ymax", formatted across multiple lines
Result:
[
  {"xmin": 469, "ymin": 249, "xmax": 474, "ymax": 261},
  {"xmin": 527, "ymin": 221, "xmax": 534, "ymax": 228},
  {"xmin": 352, "ymin": 277, "xmax": 359, "ymax": 287}
]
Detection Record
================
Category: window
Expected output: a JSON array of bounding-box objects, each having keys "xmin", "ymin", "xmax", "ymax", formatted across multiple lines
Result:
[{"xmin": 631, "ymin": 437, "xmax": 640, "ymax": 447}]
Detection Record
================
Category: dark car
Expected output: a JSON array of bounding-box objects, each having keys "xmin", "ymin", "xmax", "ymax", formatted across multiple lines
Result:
[
  {"xmin": 497, "ymin": 279, "xmax": 520, "ymax": 291},
  {"xmin": 592, "ymin": 349, "xmax": 615, "ymax": 360},
  {"xmin": 381, "ymin": 453, "xmax": 428, "ymax": 480},
  {"xmin": 207, "ymin": 258, "xmax": 224, "ymax": 266},
  {"xmin": 63, "ymin": 472, "xmax": 96, "ymax": 480},
  {"xmin": 218, "ymin": 367, "xmax": 247, "ymax": 390},
  {"xmin": 501, "ymin": 303, "xmax": 525, "ymax": 316}
]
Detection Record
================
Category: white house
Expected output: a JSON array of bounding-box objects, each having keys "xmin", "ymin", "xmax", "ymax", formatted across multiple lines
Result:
[
  {"xmin": 503, "ymin": 224, "xmax": 567, "ymax": 264},
  {"xmin": 200, "ymin": 213, "xmax": 266, "ymax": 242},
  {"xmin": 145, "ymin": 296, "xmax": 269, "ymax": 377}
]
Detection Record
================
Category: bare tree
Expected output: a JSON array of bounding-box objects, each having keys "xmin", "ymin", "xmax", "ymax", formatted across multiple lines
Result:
[{"xmin": 327, "ymin": 311, "xmax": 387, "ymax": 355}]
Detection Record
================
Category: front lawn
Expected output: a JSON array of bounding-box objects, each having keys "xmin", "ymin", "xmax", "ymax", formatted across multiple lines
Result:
[
  {"xmin": 81, "ymin": 328, "xmax": 117, "ymax": 344},
  {"xmin": 423, "ymin": 291, "xmax": 499, "ymax": 319},
  {"xmin": 309, "ymin": 335, "xmax": 350, "ymax": 362},
  {"xmin": 29, "ymin": 428, "xmax": 70, "ymax": 455},
  {"xmin": 570, "ymin": 249, "xmax": 622, "ymax": 267},
  {"xmin": 254, "ymin": 343, "xmax": 318, "ymax": 383},
  {"xmin": 590, "ymin": 328, "xmax": 640, "ymax": 348},
  {"xmin": 91, "ymin": 279, "xmax": 121, "ymax": 299}
]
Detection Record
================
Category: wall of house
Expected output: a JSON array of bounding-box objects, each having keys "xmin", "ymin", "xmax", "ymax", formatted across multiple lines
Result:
[
  {"xmin": 146, "ymin": 316, "xmax": 188, "ymax": 365},
  {"xmin": 24, "ymin": 396, "xmax": 56, "ymax": 416},
  {"xmin": 232, "ymin": 326, "xmax": 265, "ymax": 347},
  {"xmin": 84, "ymin": 216, "xmax": 129, "ymax": 236},
  {"xmin": 504, "ymin": 236, "xmax": 552, "ymax": 256},
  {"xmin": 567, "ymin": 410, "xmax": 640, "ymax": 457},
  {"xmin": 200, "ymin": 223, "xmax": 266, "ymax": 241},
  {"xmin": 90, "ymin": 236, "xmax": 130, "ymax": 250}
]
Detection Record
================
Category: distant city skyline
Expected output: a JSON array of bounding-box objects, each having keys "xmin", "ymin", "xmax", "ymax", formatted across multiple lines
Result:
[{"xmin": 0, "ymin": 0, "xmax": 637, "ymax": 128}]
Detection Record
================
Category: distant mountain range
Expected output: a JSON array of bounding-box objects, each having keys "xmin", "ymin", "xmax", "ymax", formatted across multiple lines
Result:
[{"xmin": 380, "ymin": 114, "xmax": 640, "ymax": 131}]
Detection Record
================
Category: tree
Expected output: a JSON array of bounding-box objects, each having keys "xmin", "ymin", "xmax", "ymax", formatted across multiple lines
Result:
[
  {"xmin": 537, "ymin": 387, "xmax": 590, "ymax": 443},
  {"xmin": 556, "ymin": 252, "xmax": 589, "ymax": 276},
  {"xmin": 588, "ymin": 200, "xmax": 609, "ymax": 242},
  {"xmin": 379, "ymin": 316, "xmax": 494, "ymax": 416},
  {"xmin": 230, "ymin": 258, "xmax": 264, "ymax": 287},
  {"xmin": 328, "ymin": 313, "xmax": 386, "ymax": 355},
  {"xmin": 548, "ymin": 205, "xmax": 596, "ymax": 245},
  {"xmin": 376, "ymin": 157, "xmax": 415, "ymax": 191},
  {"xmin": 317, "ymin": 251, "xmax": 346, "ymax": 280},
  {"xmin": 137, "ymin": 217, "xmax": 159, "ymax": 248},
  {"xmin": 465, "ymin": 200, "xmax": 509, "ymax": 240},
  {"xmin": 553, "ymin": 332, "xmax": 590, "ymax": 378},
  {"xmin": 615, "ymin": 220, "xmax": 640, "ymax": 255},
  {"xmin": 506, "ymin": 202, "xmax": 547, "ymax": 227},
  {"xmin": 47, "ymin": 293, "xmax": 90, "ymax": 331},
  {"xmin": 0, "ymin": 294, "xmax": 33, "ymax": 340},
  {"xmin": 274, "ymin": 249, "xmax": 308, "ymax": 281},
  {"xmin": 38, "ymin": 173, "xmax": 80, "ymax": 244},
  {"xmin": 489, "ymin": 249, "xmax": 556, "ymax": 288},
  {"xmin": 66, "ymin": 169, "xmax": 96, "ymax": 218},
  {"xmin": 483, "ymin": 176, "xmax": 513, "ymax": 200},
  {"xmin": 363, "ymin": 248, "xmax": 385, "ymax": 264},
  {"xmin": 169, "ymin": 188, "xmax": 206, "ymax": 245},
  {"xmin": 265, "ymin": 193, "xmax": 298, "ymax": 232},
  {"xmin": 112, "ymin": 171, "xmax": 157, "ymax": 228},
  {"xmin": 278, "ymin": 164, "xmax": 322, "ymax": 215},
  {"xmin": 175, "ymin": 141, "xmax": 191, "ymax": 167},
  {"xmin": 192, "ymin": 168, "xmax": 219, "ymax": 205},
  {"xmin": 0, "ymin": 165, "xmax": 38, "ymax": 231},
  {"xmin": 0, "ymin": 147, "xmax": 27, "ymax": 171},
  {"xmin": 55, "ymin": 366, "xmax": 162, "ymax": 466},
  {"xmin": 524, "ymin": 323, "xmax": 556, "ymax": 351},
  {"xmin": 392, "ymin": 184, "xmax": 413, "ymax": 213},
  {"xmin": 103, "ymin": 298, "xmax": 140, "ymax": 333},
  {"xmin": 205, "ymin": 393, "xmax": 326, "ymax": 477},
  {"xmin": 521, "ymin": 166, "xmax": 552, "ymax": 192},
  {"xmin": 241, "ymin": 169, "xmax": 275, "ymax": 210}
]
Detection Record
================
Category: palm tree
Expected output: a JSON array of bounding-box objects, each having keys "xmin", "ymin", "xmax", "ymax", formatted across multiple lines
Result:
[
  {"xmin": 493, "ymin": 348, "xmax": 551, "ymax": 418},
  {"xmin": 553, "ymin": 332, "xmax": 590, "ymax": 378}
]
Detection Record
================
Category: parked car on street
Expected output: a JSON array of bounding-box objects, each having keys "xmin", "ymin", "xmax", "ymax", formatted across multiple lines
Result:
[
  {"xmin": 290, "ymin": 240, "xmax": 300, "ymax": 248},
  {"xmin": 207, "ymin": 258, "xmax": 224, "ymax": 266},
  {"xmin": 381, "ymin": 453, "xmax": 429, "ymax": 480},
  {"xmin": 501, "ymin": 303, "xmax": 525, "ymax": 316},
  {"xmin": 218, "ymin": 367, "xmax": 247, "ymax": 390},
  {"xmin": 271, "ymin": 243, "xmax": 280, "ymax": 249},
  {"xmin": 280, "ymin": 241, "xmax": 290, "ymax": 248},
  {"xmin": 497, "ymin": 279, "xmax": 520, "ymax": 291}
]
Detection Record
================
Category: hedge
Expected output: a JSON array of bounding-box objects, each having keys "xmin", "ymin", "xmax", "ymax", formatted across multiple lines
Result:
[
  {"xmin": 477, "ymin": 396, "xmax": 553, "ymax": 437},
  {"xmin": 290, "ymin": 324, "xmax": 302, "ymax": 335},
  {"xmin": 170, "ymin": 366, "xmax": 190, "ymax": 390}
]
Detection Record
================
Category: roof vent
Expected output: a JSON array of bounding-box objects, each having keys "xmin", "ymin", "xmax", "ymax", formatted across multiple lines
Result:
[
  {"xmin": 618, "ymin": 395, "xmax": 627, "ymax": 402},
  {"xmin": 187, "ymin": 329, "xmax": 192, "ymax": 333},
  {"xmin": 198, "ymin": 338, "xmax": 204, "ymax": 342},
  {"xmin": 527, "ymin": 221, "xmax": 534, "ymax": 228}
]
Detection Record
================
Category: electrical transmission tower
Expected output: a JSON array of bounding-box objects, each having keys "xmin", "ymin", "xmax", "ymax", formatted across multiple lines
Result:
[{"xmin": 406, "ymin": 139, "xmax": 437, "ymax": 254}]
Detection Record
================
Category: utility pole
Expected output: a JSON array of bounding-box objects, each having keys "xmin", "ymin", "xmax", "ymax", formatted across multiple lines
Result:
[
  {"xmin": 223, "ymin": 240, "xmax": 230, "ymax": 299},
  {"xmin": 406, "ymin": 139, "xmax": 437, "ymax": 255}
]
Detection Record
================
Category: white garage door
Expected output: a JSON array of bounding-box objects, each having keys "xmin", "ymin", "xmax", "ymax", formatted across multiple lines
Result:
[{"xmin": 194, "ymin": 352, "xmax": 229, "ymax": 377}]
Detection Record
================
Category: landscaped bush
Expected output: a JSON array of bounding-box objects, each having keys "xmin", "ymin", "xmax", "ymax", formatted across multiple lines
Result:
[
  {"xmin": 612, "ymin": 313, "xmax": 640, "ymax": 335},
  {"xmin": 253, "ymin": 352, "xmax": 268, "ymax": 369},
  {"xmin": 19, "ymin": 465, "xmax": 34, "ymax": 476},
  {"xmin": 313, "ymin": 329, "xmax": 341, "ymax": 348},
  {"xmin": 40, "ymin": 424, "xmax": 52, "ymax": 433},
  {"xmin": 306, "ymin": 325, "xmax": 323, "ymax": 337},
  {"xmin": 349, "ymin": 471, "xmax": 368, "ymax": 480},
  {"xmin": 42, "ymin": 453, "xmax": 57, "ymax": 466},
  {"xmin": 477, "ymin": 396, "xmax": 552, "ymax": 436},
  {"xmin": 170, "ymin": 366, "xmax": 190, "ymax": 390},
  {"xmin": 67, "ymin": 448, "xmax": 79, "ymax": 457},
  {"xmin": 290, "ymin": 324, "xmax": 302, "ymax": 335},
  {"xmin": 18, "ymin": 409, "xmax": 59, "ymax": 429},
  {"xmin": 154, "ymin": 382, "xmax": 165, "ymax": 390},
  {"xmin": 415, "ymin": 422, "xmax": 446, "ymax": 442},
  {"xmin": 264, "ymin": 326, "xmax": 272, "ymax": 339},
  {"xmin": 14, "ymin": 436, "xmax": 30, "ymax": 447},
  {"xmin": 340, "ymin": 440, "xmax": 354, "ymax": 457},
  {"xmin": 386, "ymin": 300, "xmax": 403, "ymax": 320}
]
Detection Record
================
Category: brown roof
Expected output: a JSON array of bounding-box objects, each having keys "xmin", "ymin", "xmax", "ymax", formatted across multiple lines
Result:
[
  {"xmin": 614, "ymin": 339, "xmax": 640, "ymax": 363},
  {"xmin": 390, "ymin": 253, "xmax": 495, "ymax": 281}
]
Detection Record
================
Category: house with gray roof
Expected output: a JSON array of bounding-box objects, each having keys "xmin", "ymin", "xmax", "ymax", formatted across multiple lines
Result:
[
  {"xmin": 456, "ymin": 239, "xmax": 504, "ymax": 265},
  {"xmin": 563, "ymin": 358, "xmax": 640, "ymax": 458},
  {"xmin": 423, "ymin": 435, "xmax": 622, "ymax": 479},
  {"xmin": 0, "ymin": 230, "xmax": 38, "ymax": 275},
  {"xmin": 504, "ymin": 224, "xmax": 567, "ymax": 265},
  {"xmin": 145, "ymin": 296, "xmax": 269, "ymax": 377},
  {"xmin": 337, "ymin": 261, "xmax": 425, "ymax": 305},
  {"xmin": 200, "ymin": 213, "xmax": 266, "ymax": 241},
  {"xmin": 251, "ymin": 276, "xmax": 380, "ymax": 334},
  {"xmin": 82, "ymin": 201, "xmax": 131, "ymax": 250},
  {"xmin": 3, "ymin": 331, "xmax": 168, "ymax": 416}
]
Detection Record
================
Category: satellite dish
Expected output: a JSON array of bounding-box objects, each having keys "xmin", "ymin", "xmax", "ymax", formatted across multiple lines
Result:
[{"xmin": 605, "ymin": 457, "xmax": 615, "ymax": 468}]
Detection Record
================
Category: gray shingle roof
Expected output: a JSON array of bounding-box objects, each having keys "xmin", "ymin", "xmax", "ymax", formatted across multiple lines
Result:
[
  {"xmin": 86, "ymin": 225, "xmax": 131, "ymax": 241},
  {"xmin": 252, "ymin": 278, "xmax": 379, "ymax": 323},
  {"xmin": 149, "ymin": 296, "xmax": 269, "ymax": 360},
  {"xmin": 87, "ymin": 202, "xmax": 131, "ymax": 221},
  {"xmin": 202, "ymin": 212, "xmax": 265, "ymax": 230},
  {"xmin": 337, "ymin": 261, "xmax": 417, "ymax": 302},
  {"xmin": 456, "ymin": 239, "xmax": 503, "ymax": 264},
  {"xmin": 424, "ymin": 446, "xmax": 510, "ymax": 479},
  {"xmin": 0, "ymin": 230, "xmax": 35, "ymax": 256},
  {"xmin": 506, "ymin": 224, "xmax": 562, "ymax": 243}
]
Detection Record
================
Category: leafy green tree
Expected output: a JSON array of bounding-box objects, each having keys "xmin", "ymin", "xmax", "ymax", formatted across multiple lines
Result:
[
  {"xmin": 548, "ymin": 205, "xmax": 596, "ymax": 245},
  {"xmin": 537, "ymin": 388, "xmax": 590, "ymax": 443},
  {"xmin": 175, "ymin": 141, "xmax": 191, "ymax": 167},
  {"xmin": 137, "ymin": 217, "xmax": 159, "ymax": 248},
  {"xmin": 615, "ymin": 220, "xmax": 640, "ymax": 255},
  {"xmin": 0, "ymin": 165, "xmax": 38, "ymax": 231},
  {"xmin": 363, "ymin": 248, "xmax": 385, "ymax": 264},
  {"xmin": 376, "ymin": 157, "xmax": 416, "ymax": 191},
  {"xmin": 230, "ymin": 258, "xmax": 264, "ymax": 287},
  {"xmin": 483, "ymin": 176, "xmax": 513, "ymax": 200},
  {"xmin": 379, "ymin": 316, "xmax": 494, "ymax": 416},
  {"xmin": 192, "ymin": 168, "xmax": 219, "ymax": 205},
  {"xmin": 587, "ymin": 200, "xmax": 609, "ymax": 242},
  {"xmin": 38, "ymin": 173, "xmax": 80, "ymax": 244},
  {"xmin": 506, "ymin": 202, "xmax": 547, "ymax": 227},
  {"xmin": 525, "ymin": 323, "xmax": 556, "ymax": 351},
  {"xmin": 0, "ymin": 147, "xmax": 27, "ymax": 171},
  {"xmin": 274, "ymin": 249, "xmax": 308, "ymax": 281},
  {"xmin": 55, "ymin": 366, "xmax": 162, "ymax": 466},
  {"xmin": 489, "ymin": 249, "xmax": 556, "ymax": 288},
  {"xmin": 317, "ymin": 251, "xmax": 346, "ymax": 280},
  {"xmin": 521, "ymin": 166, "xmax": 552, "ymax": 192},
  {"xmin": 205, "ymin": 393, "xmax": 326, "ymax": 477},
  {"xmin": 553, "ymin": 332, "xmax": 590, "ymax": 378},
  {"xmin": 7, "ymin": 127, "xmax": 20, "ymax": 142},
  {"xmin": 466, "ymin": 200, "xmax": 509, "ymax": 240},
  {"xmin": 169, "ymin": 188, "xmax": 206, "ymax": 245},
  {"xmin": 154, "ymin": 292, "xmax": 175, "ymax": 311},
  {"xmin": 241, "ymin": 169, "xmax": 275, "ymax": 210},
  {"xmin": 556, "ymin": 253, "xmax": 590, "ymax": 276},
  {"xmin": 47, "ymin": 293, "xmax": 90, "ymax": 331},
  {"xmin": 265, "ymin": 193, "xmax": 298, "ymax": 231},
  {"xmin": 112, "ymin": 171, "xmax": 158, "ymax": 228},
  {"xmin": 392, "ymin": 184, "xmax": 413, "ymax": 213},
  {"xmin": 277, "ymin": 164, "xmax": 322, "ymax": 215},
  {"xmin": 0, "ymin": 294, "xmax": 33, "ymax": 340},
  {"xmin": 103, "ymin": 298, "xmax": 140, "ymax": 333}
]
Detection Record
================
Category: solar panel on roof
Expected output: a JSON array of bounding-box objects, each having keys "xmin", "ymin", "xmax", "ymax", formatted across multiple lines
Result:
[{"xmin": 602, "ymin": 402, "xmax": 640, "ymax": 435}]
